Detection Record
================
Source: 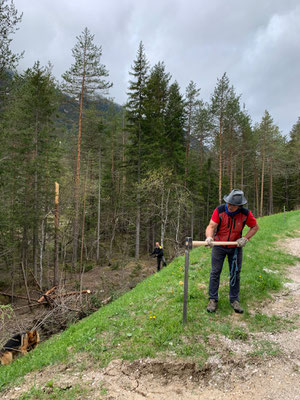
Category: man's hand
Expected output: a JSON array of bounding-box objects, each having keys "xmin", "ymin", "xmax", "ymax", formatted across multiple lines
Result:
[
  {"xmin": 237, "ymin": 237, "xmax": 248, "ymax": 247},
  {"xmin": 205, "ymin": 237, "xmax": 214, "ymax": 248}
]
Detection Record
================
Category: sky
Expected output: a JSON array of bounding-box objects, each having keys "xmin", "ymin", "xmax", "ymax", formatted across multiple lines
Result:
[{"xmin": 11, "ymin": 0, "xmax": 300, "ymax": 136}]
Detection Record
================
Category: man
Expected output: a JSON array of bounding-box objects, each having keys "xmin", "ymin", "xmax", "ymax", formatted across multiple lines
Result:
[
  {"xmin": 150, "ymin": 242, "xmax": 166, "ymax": 272},
  {"xmin": 205, "ymin": 189, "xmax": 259, "ymax": 314}
]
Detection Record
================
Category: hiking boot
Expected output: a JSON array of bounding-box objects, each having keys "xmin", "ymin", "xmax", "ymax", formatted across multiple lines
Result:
[
  {"xmin": 207, "ymin": 299, "xmax": 217, "ymax": 313},
  {"xmin": 230, "ymin": 300, "xmax": 244, "ymax": 314}
]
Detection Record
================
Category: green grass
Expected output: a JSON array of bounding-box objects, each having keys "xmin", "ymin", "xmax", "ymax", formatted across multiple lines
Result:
[
  {"xmin": 17, "ymin": 382, "xmax": 97, "ymax": 400},
  {"xmin": 1, "ymin": 210, "xmax": 300, "ymax": 391}
]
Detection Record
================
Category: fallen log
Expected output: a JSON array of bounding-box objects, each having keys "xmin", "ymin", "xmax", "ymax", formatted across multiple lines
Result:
[
  {"xmin": 38, "ymin": 286, "xmax": 57, "ymax": 303},
  {"xmin": 0, "ymin": 292, "xmax": 39, "ymax": 302},
  {"xmin": 48, "ymin": 290, "xmax": 91, "ymax": 300},
  {"xmin": 38, "ymin": 288, "xmax": 91, "ymax": 303}
]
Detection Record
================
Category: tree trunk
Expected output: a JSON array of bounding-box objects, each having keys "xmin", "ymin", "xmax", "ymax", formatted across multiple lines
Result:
[
  {"xmin": 22, "ymin": 225, "xmax": 28, "ymax": 277},
  {"xmin": 135, "ymin": 123, "xmax": 141, "ymax": 260},
  {"xmin": 175, "ymin": 200, "xmax": 181, "ymax": 256},
  {"xmin": 80, "ymin": 160, "xmax": 89, "ymax": 301},
  {"xmin": 96, "ymin": 148, "xmax": 101, "ymax": 263},
  {"xmin": 160, "ymin": 188, "xmax": 170, "ymax": 248},
  {"xmin": 260, "ymin": 147, "xmax": 265, "ymax": 217},
  {"xmin": 109, "ymin": 215, "xmax": 118, "ymax": 264},
  {"xmin": 185, "ymin": 111, "xmax": 191, "ymax": 188},
  {"xmin": 240, "ymin": 148, "xmax": 244, "ymax": 189},
  {"xmin": 218, "ymin": 116, "xmax": 223, "ymax": 203},
  {"xmin": 230, "ymin": 130, "xmax": 233, "ymax": 191},
  {"xmin": 190, "ymin": 203, "xmax": 194, "ymax": 239},
  {"xmin": 33, "ymin": 115, "xmax": 39, "ymax": 280},
  {"xmin": 72, "ymin": 65, "xmax": 86, "ymax": 271},
  {"xmin": 254, "ymin": 166, "xmax": 259, "ymax": 216},
  {"xmin": 269, "ymin": 156, "xmax": 273, "ymax": 215},
  {"xmin": 54, "ymin": 182, "xmax": 59, "ymax": 286}
]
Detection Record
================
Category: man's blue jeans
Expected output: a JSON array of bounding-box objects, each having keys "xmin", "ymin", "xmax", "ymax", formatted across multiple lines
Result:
[{"xmin": 208, "ymin": 246, "xmax": 243, "ymax": 303}]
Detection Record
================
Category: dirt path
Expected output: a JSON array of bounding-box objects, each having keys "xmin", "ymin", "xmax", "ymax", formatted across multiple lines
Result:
[{"xmin": 2, "ymin": 239, "xmax": 300, "ymax": 400}]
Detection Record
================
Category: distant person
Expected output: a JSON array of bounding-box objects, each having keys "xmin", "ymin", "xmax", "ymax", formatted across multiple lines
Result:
[
  {"xmin": 205, "ymin": 189, "xmax": 259, "ymax": 314},
  {"xmin": 150, "ymin": 242, "xmax": 166, "ymax": 272}
]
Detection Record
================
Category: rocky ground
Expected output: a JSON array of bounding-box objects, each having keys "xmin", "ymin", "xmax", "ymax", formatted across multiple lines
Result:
[{"xmin": 1, "ymin": 239, "xmax": 300, "ymax": 400}]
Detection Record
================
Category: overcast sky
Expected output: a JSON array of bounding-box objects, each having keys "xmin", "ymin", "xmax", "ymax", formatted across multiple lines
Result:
[{"xmin": 11, "ymin": 0, "xmax": 300, "ymax": 135}]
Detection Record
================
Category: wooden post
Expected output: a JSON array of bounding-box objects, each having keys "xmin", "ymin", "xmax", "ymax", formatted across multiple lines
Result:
[
  {"xmin": 183, "ymin": 237, "xmax": 192, "ymax": 325},
  {"xmin": 54, "ymin": 182, "xmax": 59, "ymax": 286}
]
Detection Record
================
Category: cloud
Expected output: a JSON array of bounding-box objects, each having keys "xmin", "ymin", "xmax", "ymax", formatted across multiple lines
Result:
[{"xmin": 11, "ymin": 0, "xmax": 300, "ymax": 134}]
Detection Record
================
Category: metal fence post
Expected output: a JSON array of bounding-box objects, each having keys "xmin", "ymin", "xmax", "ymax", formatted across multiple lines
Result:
[{"xmin": 183, "ymin": 237, "xmax": 192, "ymax": 325}]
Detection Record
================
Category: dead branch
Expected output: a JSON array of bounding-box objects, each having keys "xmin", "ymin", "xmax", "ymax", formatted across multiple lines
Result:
[
  {"xmin": 29, "ymin": 269, "xmax": 44, "ymax": 293},
  {"xmin": 102, "ymin": 296, "xmax": 112, "ymax": 305}
]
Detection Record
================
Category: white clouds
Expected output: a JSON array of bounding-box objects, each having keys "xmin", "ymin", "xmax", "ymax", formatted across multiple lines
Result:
[
  {"xmin": 234, "ymin": 5, "xmax": 300, "ymax": 130},
  {"xmin": 10, "ymin": 0, "xmax": 300, "ymax": 134}
]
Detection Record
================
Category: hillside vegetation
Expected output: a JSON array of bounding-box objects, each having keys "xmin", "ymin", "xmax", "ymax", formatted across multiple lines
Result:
[{"xmin": 1, "ymin": 210, "xmax": 300, "ymax": 392}]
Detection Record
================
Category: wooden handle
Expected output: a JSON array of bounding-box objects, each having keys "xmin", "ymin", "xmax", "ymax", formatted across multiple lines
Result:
[{"xmin": 192, "ymin": 241, "xmax": 238, "ymax": 247}]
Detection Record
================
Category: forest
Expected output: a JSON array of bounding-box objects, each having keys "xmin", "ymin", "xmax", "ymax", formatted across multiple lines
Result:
[{"xmin": 0, "ymin": 0, "xmax": 299, "ymax": 291}]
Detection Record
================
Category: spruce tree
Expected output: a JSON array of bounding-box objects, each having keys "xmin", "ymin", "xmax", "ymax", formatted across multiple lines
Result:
[
  {"xmin": 164, "ymin": 81, "xmax": 186, "ymax": 176},
  {"xmin": 143, "ymin": 61, "xmax": 171, "ymax": 170},
  {"xmin": 126, "ymin": 41, "xmax": 149, "ymax": 259},
  {"xmin": 3, "ymin": 62, "xmax": 60, "ymax": 282}
]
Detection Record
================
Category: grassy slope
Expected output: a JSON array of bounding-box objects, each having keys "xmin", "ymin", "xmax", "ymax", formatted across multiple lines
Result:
[{"xmin": 1, "ymin": 210, "xmax": 300, "ymax": 390}]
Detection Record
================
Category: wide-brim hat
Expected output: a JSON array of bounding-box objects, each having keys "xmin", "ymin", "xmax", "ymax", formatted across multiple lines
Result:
[{"xmin": 223, "ymin": 189, "xmax": 247, "ymax": 206}]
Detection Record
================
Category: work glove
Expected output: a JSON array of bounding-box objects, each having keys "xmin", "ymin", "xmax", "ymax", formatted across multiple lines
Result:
[
  {"xmin": 237, "ymin": 237, "xmax": 248, "ymax": 247},
  {"xmin": 205, "ymin": 237, "xmax": 214, "ymax": 248}
]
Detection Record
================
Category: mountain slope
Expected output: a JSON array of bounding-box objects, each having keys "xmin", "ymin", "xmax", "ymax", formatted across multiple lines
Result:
[{"xmin": 1, "ymin": 211, "xmax": 300, "ymax": 397}]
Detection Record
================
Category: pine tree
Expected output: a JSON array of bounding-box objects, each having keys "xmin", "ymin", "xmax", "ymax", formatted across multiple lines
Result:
[
  {"xmin": 257, "ymin": 110, "xmax": 282, "ymax": 216},
  {"xmin": 184, "ymin": 81, "xmax": 201, "ymax": 187},
  {"xmin": 62, "ymin": 27, "xmax": 111, "ymax": 269},
  {"xmin": 210, "ymin": 73, "xmax": 231, "ymax": 203},
  {"xmin": 223, "ymin": 86, "xmax": 240, "ymax": 191}
]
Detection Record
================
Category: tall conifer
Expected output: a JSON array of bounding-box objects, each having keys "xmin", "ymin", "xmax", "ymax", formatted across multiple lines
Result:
[
  {"xmin": 126, "ymin": 41, "xmax": 149, "ymax": 259},
  {"xmin": 210, "ymin": 73, "xmax": 231, "ymax": 203},
  {"xmin": 62, "ymin": 27, "xmax": 111, "ymax": 269}
]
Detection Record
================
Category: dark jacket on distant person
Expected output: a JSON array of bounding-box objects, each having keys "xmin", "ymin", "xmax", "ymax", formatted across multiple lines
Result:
[{"xmin": 151, "ymin": 246, "xmax": 164, "ymax": 259}]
